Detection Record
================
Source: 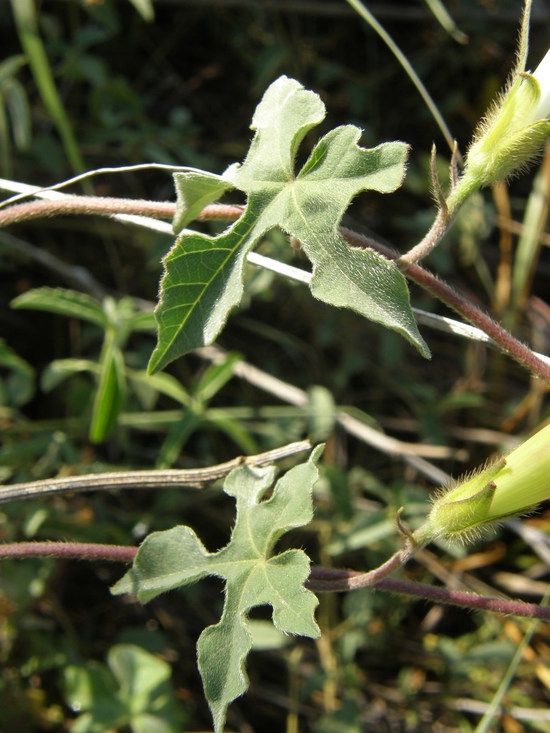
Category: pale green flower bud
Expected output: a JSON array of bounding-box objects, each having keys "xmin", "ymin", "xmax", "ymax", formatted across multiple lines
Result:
[
  {"xmin": 414, "ymin": 423, "xmax": 550, "ymax": 545},
  {"xmin": 455, "ymin": 49, "xmax": 550, "ymax": 197}
]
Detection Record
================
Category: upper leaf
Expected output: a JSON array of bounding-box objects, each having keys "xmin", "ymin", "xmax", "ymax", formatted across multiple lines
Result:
[
  {"xmin": 149, "ymin": 75, "xmax": 429, "ymax": 373},
  {"xmin": 112, "ymin": 446, "xmax": 323, "ymax": 733}
]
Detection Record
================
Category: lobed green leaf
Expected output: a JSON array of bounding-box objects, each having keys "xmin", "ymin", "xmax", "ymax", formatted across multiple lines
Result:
[
  {"xmin": 112, "ymin": 446, "xmax": 323, "ymax": 732},
  {"xmin": 149, "ymin": 75, "xmax": 429, "ymax": 373}
]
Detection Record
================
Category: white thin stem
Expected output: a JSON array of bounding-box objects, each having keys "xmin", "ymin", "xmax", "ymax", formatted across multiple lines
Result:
[
  {"xmin": 0, "ymin": 440, "xmax": 312, "ymax": 504},
  {"xmin": 244, "ymin": 252, "xmax": 550, "ymax": 368},
  {"xmin": 0, "ymin": 165, "xmax": 207, "ymax": 209},
  {"xmin": 2, "ymin": 174, "xmax": 546, "ymax": 367}
]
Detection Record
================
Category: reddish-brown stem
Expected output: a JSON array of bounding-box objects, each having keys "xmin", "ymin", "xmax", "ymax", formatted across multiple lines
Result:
[
  {"xmin": 376, "ymin": 577, "xmax": 550, "ymax": 619},
  {"xmin": 341, "ymin": 226, "xmax": 550, "ymax": 384},
  {"xmin": 396, "ymin": 206, "xmax": 451, "ymax": 268},
  {"xmin": 307, "ymin": 547, "xmax": 409, "ymax": 591},
  {"xmin": 0, "ymin": 197, "xmax": 245, "ymax": 227},
  {"xmin": 198, "ymin": 203, "xmax": 245, "ymax": 220},
  {"xmin": 308, "ymin": 567, "xmax": 550, "ymax": 620},
  {"xmin": 1, "ymin": 541, "xmax": 547, "ymax": 620},
  {"xmin": 1, "ymin": 195, "xmax": 548, "ymax": 383},
  {"xmin": 0, "ymin": 196, "xmax": 176, "ymax": 226},
  {"xmin": 0, "ymin": 541, "xmax": 137, "ymax": 562}
]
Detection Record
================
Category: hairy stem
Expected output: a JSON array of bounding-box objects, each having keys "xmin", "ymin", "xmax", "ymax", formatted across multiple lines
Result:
[
  {"xmin": 0, "ymin": 196, "xmax": 246, "ymax": 228},
  {"xmin": 308, "ymin": 566, "xmax": 550, "ymax": 619},
  {"xmin": 0, "ymin": 196, "xmax": 176, "ymax": 226},
  {"xmin": 376, "ymin": 577, "xmax": 550, "ymax": 619},
  {"xmin": 0, "ymin": 541, "xmax": 137, "ymax": 562},
  {"xmin": 396, "ymin": 165, "xmax": 480, "ymax": 268},
  {"xmin": 307, "ymin": 545, "xmax": 413, "ymax": 591},
  {"xmin": 341, "ymin": 226, "xmax": 550, "ymax": 383},
  {"xmin": 396, "ymin": 206, "xmax": 451, "ymax": 268},
  {"xmin": 2, "ymin": 194, "xmax": 548, "ymax": 383},
  {"xmin": 1, "ymin": 540, "xmax": 547, "ymax": 620}
]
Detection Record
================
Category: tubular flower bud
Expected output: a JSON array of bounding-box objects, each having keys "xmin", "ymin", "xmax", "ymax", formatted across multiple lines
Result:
[
  {"xmin": 414, "ymin": 423, "xmax": 550, "ymax": 546},
  {"xmin": 455, "ymin": 49, "xmax": 550, "ymax": 199}
]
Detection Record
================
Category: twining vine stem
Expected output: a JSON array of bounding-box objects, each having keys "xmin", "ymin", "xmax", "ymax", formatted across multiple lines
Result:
[
  {"xmin": 0, "ymin": 539, "xmax": 548, "ymax": 620},
  {"xmin": 340, "ymin": 226, "xmax": 550, "ymax": 383},
  {"xmin": 1, "ymin": 194, "xmax": 547, "ymax": 382}
]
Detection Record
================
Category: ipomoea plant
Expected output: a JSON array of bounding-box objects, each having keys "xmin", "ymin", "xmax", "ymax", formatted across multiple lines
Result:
[
  {"xmin": 413, "ymin": 423, "xmax": 550, "ymax": 546},
  {"xmin": 447, "ymin": 0, "xmax": 550, "ymax": 213}
]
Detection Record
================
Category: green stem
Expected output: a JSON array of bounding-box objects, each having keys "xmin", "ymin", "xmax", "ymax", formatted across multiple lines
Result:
[
  {"xmin": 9, "ymin": 0, "xmax": 90, "ymax": 190},
  {"xmin": 345, "ymin": 0, "xmax": 459, "ymax": 161}
]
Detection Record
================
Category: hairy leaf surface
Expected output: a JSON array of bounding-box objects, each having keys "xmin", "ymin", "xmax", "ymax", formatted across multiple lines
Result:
[
  {"xmin": 112, "ymin": 447, "xmax": 322, "ymax": 733},
  {"xmin": 149, "ymin": 75, "xmax": 429, "ymax": 373}
]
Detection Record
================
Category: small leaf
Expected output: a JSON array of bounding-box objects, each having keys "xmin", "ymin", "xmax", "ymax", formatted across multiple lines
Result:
[
  {"xmin": 128, "ymin": 309, "xmax": 156, "ymax": 333},
  {"xmin": 108, "ymin": 644, "xmax": 171, "ymax": 705},
  {"xmin": 155, "ymin": 409, "xmax": 202, "ymax": 469},
  {"xmin": 248, "ymin": 619, "xmax": 290, "ymax": 650},
  {"xmin": 127, "ymin": 0, "xmax": 154, "ymax": 21},
  {"xmin": 127, "ymin": 369, "xmax": 191, "ymax": 407},
  {"xmin": 173, "ymin": 170, "xmax": 234, "ymax": 233},
  {"xmin": 11, "ymin": 287, "xmax": 107, "ymax": 328},
  {"xmin": 204, "ymin": 411, "xmax": 258, "ymax": 455},
  {"xmin": 64, "ymin": 663, "xmax": 126, "ymax": 727},
  {"xmin": 0, "ymin": 54, "xmax": 27, "ymax": 85},
  {"xmin": 5, "ymin": 78, "xmax": 31, "ymax": 150},
  {"xmin": 41, "ymin": 358, "xmax": 97, "ymax": 393},
  {"xmin": 150, "ymin": 75, "xmax": 428, "ymax": 373},
  {"xmin": 307, "ymin": 385, "xmax": 336, "ymax": 441},
  {"xmin": 195, "ymin": 353, "xmax": 239, "ymax": 401},
  {"xmin": 64, "ymin": 645, "xmax": 185, "ymax": 733},
  {"xmin": 113, "ymin": 447, "xmax": 323, "ymax": 732}
]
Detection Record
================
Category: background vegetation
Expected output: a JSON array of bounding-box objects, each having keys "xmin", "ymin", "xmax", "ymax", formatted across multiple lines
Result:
[{"xmin": 0, "ymin": 0, "xmax": 549, "ymax": 731}]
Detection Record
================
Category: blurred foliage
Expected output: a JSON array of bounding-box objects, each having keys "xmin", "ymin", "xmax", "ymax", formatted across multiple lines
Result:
[{"xmin": 0, "ymin": 0, "xmax": 549, "ymax": 731}]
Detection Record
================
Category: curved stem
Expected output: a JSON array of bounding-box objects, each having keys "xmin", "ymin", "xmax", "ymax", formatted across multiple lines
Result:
[
  {"xmin": 308, "ymin": 566, "xmax": 550, "ymax": 620},
  {"xmin": 396, "ymin": 206, "xmax": 451, "ymax": 268},
  {"xmin": 1, "ymin": 540, "xmax": 547, "ymax": 620},
  {"xmin": 2, "ymin": 195, "xmax": 548, "ymax": 383},
  {"xmin": 345, "ymin": 0, "xmax": 459, "ymax": 162},
  {"xmin": 341, "ymin": 226, "xmax": 550, "ymax": 384},
  {"xmin": 397, "ymin": 170, "xmax": 480, "ymax": 268},
  {"xmin": 308, "ymin": 545, "xmax": 412, "ymax": 591}
]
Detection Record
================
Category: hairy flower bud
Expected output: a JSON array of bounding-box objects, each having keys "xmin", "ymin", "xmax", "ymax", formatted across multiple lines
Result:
[
  {"xmin": 456, "ymin": 49, "xmax": 550, "ymax": 195},
  {"xmin": 414, "ymin": 423, "xmax": 550, "ymax": 545}
]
